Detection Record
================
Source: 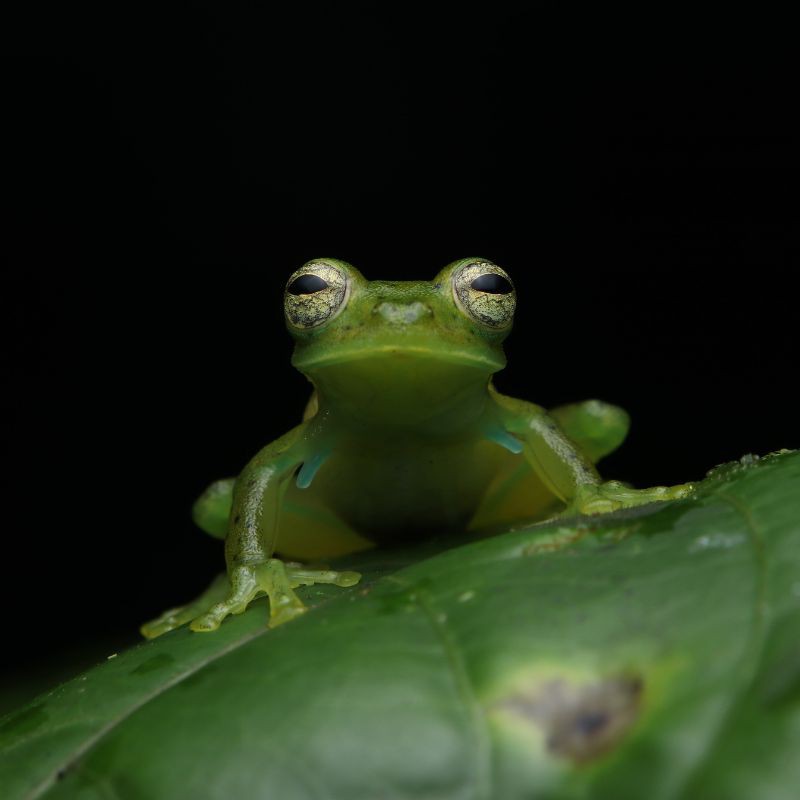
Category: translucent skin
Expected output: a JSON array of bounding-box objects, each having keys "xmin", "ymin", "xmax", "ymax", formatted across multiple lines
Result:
[{"xmin": 142, "ymin": 258, "xmax": 693, "ymax": 638}]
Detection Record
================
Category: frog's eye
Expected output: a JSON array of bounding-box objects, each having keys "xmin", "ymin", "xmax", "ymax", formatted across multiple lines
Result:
[
  {"xmin": 452, "ymin": 260, "xmax": 516, "ymax": 329},
  {"xmin": 284, "ymin": 261, "xmax": 350, "ymax": 329},
  {"xmin": 287, "ymin": 274, "xmax": 329, "ymax": 295}
]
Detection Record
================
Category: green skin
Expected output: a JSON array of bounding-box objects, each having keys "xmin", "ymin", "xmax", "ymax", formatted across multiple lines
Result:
[{"xmin": 142, "ymin": 258, "xmax": 693, "ymax": 638}]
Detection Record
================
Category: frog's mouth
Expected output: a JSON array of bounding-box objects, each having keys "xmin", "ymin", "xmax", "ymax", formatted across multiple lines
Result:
[{"xmin": 293, "ymin": 344, "xmax": 505, "ymax": 373}]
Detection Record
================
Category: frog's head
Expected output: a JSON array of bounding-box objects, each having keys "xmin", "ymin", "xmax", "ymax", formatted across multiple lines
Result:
[{"xmin": 285, "ymin": 258, "xmax": 516, "ymax": 424}]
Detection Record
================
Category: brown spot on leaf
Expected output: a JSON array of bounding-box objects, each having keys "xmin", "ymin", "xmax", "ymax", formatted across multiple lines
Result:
[{"xmin": 498, "ymin": 675, "xmax": 643, "ymax": 764}]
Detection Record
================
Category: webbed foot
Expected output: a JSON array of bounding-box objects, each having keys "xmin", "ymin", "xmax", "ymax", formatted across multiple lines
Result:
[
  {"xmin": 141, "ymin": 560, "xmax": 360, "ymax": 638},
  {"xmin": 141, "ymin": 573, "xmax": 230, "ymax": 639},
  {"xmin": 569, "ymin": 480, "xmax": 695, "ymax": 516}
]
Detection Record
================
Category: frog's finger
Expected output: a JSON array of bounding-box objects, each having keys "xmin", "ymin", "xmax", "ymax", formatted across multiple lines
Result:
[
  {"xmin": 603, "ymin": 481, "xmax": 695, "ymax": 507},
  {"xmin": 286, "ymin": 566, "xmax": 361, "ymax": 588},
  {"xmin": 662, "ymin": 482, "xmax": 696, "ymax": 499},
  {"xmin": 579, "ymin": 497, "xmax": 624, "ymax": 515},
  {"xmin": 190, "ymin": 566, "xmax": 261, "ymax": 632},
  {"xmin": 140, "ymin": 606, "xmax": 193, "ymax": 640},
  {"xmin": 141, "ymin": 572, "xmax": 230, "ymax": 639},
  {"xmin": 181, "ymin": 560, "xmax": 361, "ymax": 633},
  {"xmin": 255, "ymin": 559, "xmax": 308, "ymax": 628}
]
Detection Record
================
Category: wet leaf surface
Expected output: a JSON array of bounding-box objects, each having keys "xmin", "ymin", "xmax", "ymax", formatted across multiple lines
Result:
[{"xmin": 1, "ymin": 451, "xmax": 798, "ymax": 799}]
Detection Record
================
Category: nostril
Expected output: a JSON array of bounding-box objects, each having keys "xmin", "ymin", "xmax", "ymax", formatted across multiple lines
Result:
[{"xmin": 374, "ymin": 302, "xmax": 431, "ymax": 324}]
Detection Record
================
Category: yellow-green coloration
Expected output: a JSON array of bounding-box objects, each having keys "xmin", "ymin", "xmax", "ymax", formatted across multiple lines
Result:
[{"xmin": 142, "ymin": 258, "xmax": 693, "ymax": 638}]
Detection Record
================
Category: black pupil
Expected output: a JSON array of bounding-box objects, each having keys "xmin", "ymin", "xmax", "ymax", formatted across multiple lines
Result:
[
  {"xmin": 470, "ymin": 273, "xmax": 513, "ymax": 294},
  {"xmin": 288, "ymin": 274, "xmax": 329, "ymax": 295}
]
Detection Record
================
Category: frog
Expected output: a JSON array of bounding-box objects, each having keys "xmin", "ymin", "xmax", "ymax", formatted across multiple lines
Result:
[{"xmin": 141, "ymin": 258, "xmax": 693, "ymax": 638}]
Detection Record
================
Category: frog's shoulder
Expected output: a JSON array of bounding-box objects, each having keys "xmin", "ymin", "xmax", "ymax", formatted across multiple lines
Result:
[
  {"xmin": 246, "ymin": 421, "xmax": 311, "ymax": 472},
  {"xmin": 488, "ymin": 382, "xmax": 545, "ymax": 418},
  {"xmin": 488, "ymin": 384, "xmax": 630, "ymax": 464}
]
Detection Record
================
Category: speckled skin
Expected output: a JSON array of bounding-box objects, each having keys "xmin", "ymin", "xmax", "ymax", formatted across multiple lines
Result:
[{"xmin": 141, "ymin": 258, "xmax": 693, "ymax": 638}]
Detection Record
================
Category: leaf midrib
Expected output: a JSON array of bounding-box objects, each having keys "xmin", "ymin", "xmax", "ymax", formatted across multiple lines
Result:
[{"xmin": 390, "ymin": 575, "xmax": 493, "ymax": 800}]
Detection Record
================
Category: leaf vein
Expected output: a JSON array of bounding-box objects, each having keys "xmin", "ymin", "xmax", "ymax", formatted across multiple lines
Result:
[
  {"xmin": 389, "ymin": 576, "xmax": 493, "ymax": 800},
  {"xmin": 674, "ymin": 489, "xmax": 769, "ymax": 798}
]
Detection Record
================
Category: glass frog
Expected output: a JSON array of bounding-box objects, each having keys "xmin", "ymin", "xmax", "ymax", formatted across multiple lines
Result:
[{"xmin": 142, "ymin": 258, "xmax": 693, "ymax": 638}]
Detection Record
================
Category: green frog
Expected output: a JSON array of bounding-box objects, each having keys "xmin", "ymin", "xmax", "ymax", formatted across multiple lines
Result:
[{"xmin": 142, "ymin": 258, "xmax": 692, "ymax": 638}]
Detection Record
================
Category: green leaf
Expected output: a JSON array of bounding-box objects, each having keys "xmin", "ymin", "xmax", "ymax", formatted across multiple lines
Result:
[{"xmin": 2, "ymin": 451, "xmax": 799, "ymax": 799}]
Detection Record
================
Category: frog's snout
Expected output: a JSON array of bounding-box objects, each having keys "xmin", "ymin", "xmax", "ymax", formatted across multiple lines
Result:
[{"xmin": 373, "ymin": 301, "xmax": 432, "ymax": 325}]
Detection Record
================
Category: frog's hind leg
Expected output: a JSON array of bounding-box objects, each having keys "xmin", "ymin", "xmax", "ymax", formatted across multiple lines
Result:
[
  {"xmin": 140, "ymin": 572, "xmax": 230, "ymax": 639},
  {"xmin": 192, "ymin": 478, "xmax": 235, "ymax": 539},
  {"xmin": 549, "ymin": 400, "xmax": 630, "ymax": 464}
]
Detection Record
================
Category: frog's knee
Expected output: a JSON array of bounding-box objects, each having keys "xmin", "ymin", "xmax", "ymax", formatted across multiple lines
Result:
[
  {"xmin": 192, "ymin": 478, "xmax": 235, "ymax": 538},
  {"xmin": 550, "ymin": 400, "xmax": 630, "ymax": 464}
]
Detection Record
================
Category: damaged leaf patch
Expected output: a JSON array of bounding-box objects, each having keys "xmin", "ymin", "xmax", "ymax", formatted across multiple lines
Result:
[{"xmin": 496, "ymin": 675, "xmax": 643, "ymax": 764}]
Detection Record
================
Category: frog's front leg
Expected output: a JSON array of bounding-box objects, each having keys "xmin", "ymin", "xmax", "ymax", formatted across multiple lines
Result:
[
  {"xmin": 189, "ymin": 557, "xmax": 360, "ymax": 633},
  {"xmin": 141, "ymin": 572, "xmax": 230, "ymax": 639},
  {"xmin": 568, "ymin": 478, "xmax": 694, "ymax": 515},
  {"xmin": 496, "ymin": 399, "xmax": 693, "ymax": 515},
  {"xmin": 189, "ymin": 436, "xmax": 359, "ymax": 633},
  {"xmin": 143, "ymin": 427, "xmax": 360, "ymax": 638}
]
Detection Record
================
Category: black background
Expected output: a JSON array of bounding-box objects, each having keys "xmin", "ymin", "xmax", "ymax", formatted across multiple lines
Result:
[{"xmin": 2, "ymin": 10, "xmax": 797, "ymax": 688}]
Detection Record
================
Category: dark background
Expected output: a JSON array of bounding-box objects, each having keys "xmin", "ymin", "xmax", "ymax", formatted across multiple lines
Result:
[{"xmin": 2, "ymin": 11, "xmax": 797, "ymax": 694}]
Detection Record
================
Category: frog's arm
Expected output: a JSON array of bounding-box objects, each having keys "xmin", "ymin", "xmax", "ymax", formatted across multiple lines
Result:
[
  {"xmin": 222, "ymin": 428, "xmax": 302, "ymax": 566},
  {"xmin": 191, "ymin": 431, "xmax": 308, "ymax": 543},
  {"xmin": 489, "ymin": 387, "xmax": 693, "ymax": 514},
  {"xmin": 190, "ymin": 396, "xmax": 322, "ymax": 541},
  {"xmin": 490, "ymin": 388, "xmax": 600, "ymax": 500},
  {"xmin": 142, "ymin": 424, "xmax": 359, "ymax": 639}
]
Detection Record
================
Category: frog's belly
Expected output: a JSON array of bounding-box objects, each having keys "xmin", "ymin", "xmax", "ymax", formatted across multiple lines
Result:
[{"xmin": 274, "ymin": 438, "xmax": 513, "ymax": 559}]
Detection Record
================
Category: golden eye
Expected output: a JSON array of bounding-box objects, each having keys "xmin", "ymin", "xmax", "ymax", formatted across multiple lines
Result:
[
  {"xmin": 452, "ymin": 260, "xmax": 516, "ymax": 328},
  {"xmin": 284, "ymin": 261, "xmax": 350, "ymax": 329}
]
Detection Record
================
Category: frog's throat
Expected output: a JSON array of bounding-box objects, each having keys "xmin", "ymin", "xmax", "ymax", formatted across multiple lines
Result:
[{"xmin": 292, "ymin": 347, "xmax": 503, "ymax": 433}]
